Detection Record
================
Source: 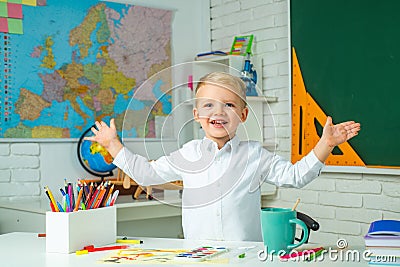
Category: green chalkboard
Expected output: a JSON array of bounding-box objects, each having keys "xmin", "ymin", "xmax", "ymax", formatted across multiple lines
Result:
[{"xmin": 290, "ymin": 0, "xmax": 400, "ymax": 167}]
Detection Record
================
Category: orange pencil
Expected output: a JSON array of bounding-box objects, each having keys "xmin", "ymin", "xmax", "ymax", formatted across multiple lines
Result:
[
  {"xmin": 93, "ymin": 187, "xmax": 106, "ymax": 209},
  {"xmin": 74, "ymin": 186, "xmax": 84, "ymax": 211}
]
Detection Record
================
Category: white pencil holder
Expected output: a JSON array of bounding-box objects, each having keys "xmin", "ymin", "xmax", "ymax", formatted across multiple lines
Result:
[{"xmin": 46, "ymin": 206, "xmax": 116, "ymax": 253}]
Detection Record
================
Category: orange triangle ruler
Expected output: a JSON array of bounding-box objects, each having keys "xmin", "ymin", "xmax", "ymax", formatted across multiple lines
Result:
[{"xmin": 291, "ymin": 47, "xmax": 365, "ymax": 166}]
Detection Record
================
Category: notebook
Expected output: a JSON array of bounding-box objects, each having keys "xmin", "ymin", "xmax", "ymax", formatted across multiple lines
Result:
[
  {"xmin": 365, "ymin": 220, "xmax": 400, "ymax": 247},
  {"xmin": 367, "ymin": 220, "xmax": 400, "ymax": 236}
]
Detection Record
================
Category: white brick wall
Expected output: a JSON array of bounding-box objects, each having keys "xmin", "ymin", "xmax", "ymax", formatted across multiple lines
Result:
[
  {"xmin": 0, "ymin": 143, "xmax": 41, "ymax": 200},
  {"xmin": 211, "ymin": 0, "xmax": 400, "ymax": 247}
]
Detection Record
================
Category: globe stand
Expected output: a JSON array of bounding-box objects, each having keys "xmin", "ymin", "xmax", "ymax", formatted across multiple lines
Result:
[
  {"xmin": 77, "ymin": 125, "xmax": 115, "ymax": 182},
  {"xmin": 76, "ymin": 125, "xmax": 184, "ymax": 200}
]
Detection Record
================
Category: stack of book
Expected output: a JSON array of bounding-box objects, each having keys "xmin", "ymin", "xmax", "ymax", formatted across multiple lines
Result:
[{"xmin": 365, "ymin": 220, "xmax": 400, "ymax": 266}]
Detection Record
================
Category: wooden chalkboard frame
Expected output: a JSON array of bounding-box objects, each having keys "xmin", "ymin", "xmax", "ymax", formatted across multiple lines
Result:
[{"xmin": 290, "ymin": 0, "xmax": 400, "ymax": 168}]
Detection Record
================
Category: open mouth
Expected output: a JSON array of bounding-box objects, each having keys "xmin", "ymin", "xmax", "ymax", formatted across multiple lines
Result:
[{"xmin": 210, "ymin": 119, "xmax": 227, "ymax": 126}]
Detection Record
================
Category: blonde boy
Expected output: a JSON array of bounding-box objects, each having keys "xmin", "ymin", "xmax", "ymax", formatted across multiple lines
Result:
[{"xmin": 86, "ymin": 72, "xmax": 360, "ymax": 241}]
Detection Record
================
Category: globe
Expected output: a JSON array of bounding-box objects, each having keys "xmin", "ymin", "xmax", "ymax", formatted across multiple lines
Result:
[{"xmin": 77, "ymin": 125, "xmax": 116, "ymax": 178}]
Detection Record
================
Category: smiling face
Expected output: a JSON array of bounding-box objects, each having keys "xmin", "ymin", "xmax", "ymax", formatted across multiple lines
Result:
[{"xmin": 193, "ymin": 84, "xmax": 248, "ymax": 149}]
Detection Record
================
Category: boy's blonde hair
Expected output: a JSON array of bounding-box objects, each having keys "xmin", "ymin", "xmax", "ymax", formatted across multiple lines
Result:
[{"xmin": 195, "ymin": 72, "xmax": 247, "ymax": 107}]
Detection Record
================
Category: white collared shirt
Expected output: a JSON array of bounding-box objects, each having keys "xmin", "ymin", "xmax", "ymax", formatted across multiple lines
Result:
[{"xmin": 113, "ymin": 136, "xmax": 324, "ymax": 241}]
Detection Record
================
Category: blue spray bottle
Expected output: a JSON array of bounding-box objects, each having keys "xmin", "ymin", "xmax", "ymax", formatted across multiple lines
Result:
[{"xmin": 240, "ymin": 53, "xmax": 258, "ymax": 96}]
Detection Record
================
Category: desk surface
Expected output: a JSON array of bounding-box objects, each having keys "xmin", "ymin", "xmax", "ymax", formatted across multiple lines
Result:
[{"xmin": 0, "ymin": 232, "xmax": 370, "ymax": 266}]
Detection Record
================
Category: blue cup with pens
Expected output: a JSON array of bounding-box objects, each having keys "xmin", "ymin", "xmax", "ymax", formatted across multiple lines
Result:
[{"xmin": 260, "ymin": 207, "xmax": 309, "ymax": 255}]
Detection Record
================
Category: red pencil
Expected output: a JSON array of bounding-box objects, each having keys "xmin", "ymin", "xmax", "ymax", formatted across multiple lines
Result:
[{"xmin": 87, "ymin": 185, "xmax": 100, "ymax": 209}]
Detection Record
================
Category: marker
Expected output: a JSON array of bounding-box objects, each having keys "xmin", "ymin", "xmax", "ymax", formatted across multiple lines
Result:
[
  {"xmin": 116, "ymin": 239, "xmax": 143, "ymax": 244},
  {"xmin": 82, "ymin": 244, "xmax": 129, "ymax": 252},
  {"xmin": 65, "ymin": 193, "xmax": 71, "ymax": 212},
  {"xmin": 68, "ymin": 183, "xmax": 74, "ymax": 211},
  {"xmin": 238, "ymin": 253, "xmax": 246, "ymax": 258}
]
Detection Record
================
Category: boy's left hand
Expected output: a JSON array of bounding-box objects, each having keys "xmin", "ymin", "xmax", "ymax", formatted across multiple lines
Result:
[{"xmin": 322, "ymin": 116, "xmax": 361, "ymax": 147}]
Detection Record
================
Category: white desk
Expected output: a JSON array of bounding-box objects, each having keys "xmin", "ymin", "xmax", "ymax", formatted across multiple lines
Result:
[
  {"xmin": 0, "ymin": 194, "xmax": 183, "ymax": 238},
  {"xmin": 0, "ymin": 232, "xmax": 370, "ymax": 266}
]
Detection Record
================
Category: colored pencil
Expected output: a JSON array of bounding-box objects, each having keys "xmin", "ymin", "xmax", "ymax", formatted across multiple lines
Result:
[
  {"xmin": 74, "ymin": 185, "xmax": 84, "ymax": 211},
  {"xmin": 45, "ymin": 186, "xmax": 59, "ymax": 212}
]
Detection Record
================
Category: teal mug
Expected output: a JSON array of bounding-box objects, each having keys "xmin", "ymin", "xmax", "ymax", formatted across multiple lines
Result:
[{"xmin": 260, "ymin": 207, "xmax": 309, "ymax": 255}]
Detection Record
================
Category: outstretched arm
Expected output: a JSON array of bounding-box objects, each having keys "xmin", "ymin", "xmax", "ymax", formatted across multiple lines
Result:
[
  {"xmin": 84, "ymin": 118, "xmax": 123, "ymax": 158},
  {"xmin": 313, "ymin": 116, "xmax": 361, "ymax": 162}
]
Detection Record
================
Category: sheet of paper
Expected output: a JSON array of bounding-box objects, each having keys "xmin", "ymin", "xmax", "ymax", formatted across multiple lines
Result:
[{"xmin": 98, "ymin": 248, "xmax": 229, "ymax": 264}]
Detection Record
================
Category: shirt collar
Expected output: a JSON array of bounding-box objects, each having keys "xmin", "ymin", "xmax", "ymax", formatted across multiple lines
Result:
[{"xmin": 202, "ymin": 135, "xmax": 240, "ymax": 152}]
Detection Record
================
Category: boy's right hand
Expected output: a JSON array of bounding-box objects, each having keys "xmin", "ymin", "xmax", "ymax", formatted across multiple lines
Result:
[{"xmin": 84, "ymin": 118, "xmax": 123, "ymax": 158}]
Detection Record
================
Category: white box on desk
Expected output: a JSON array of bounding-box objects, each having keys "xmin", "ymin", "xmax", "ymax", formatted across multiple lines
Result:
[{"xmin": 46, "ymin": 206, "xmax": 116, "ymax": 253}]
